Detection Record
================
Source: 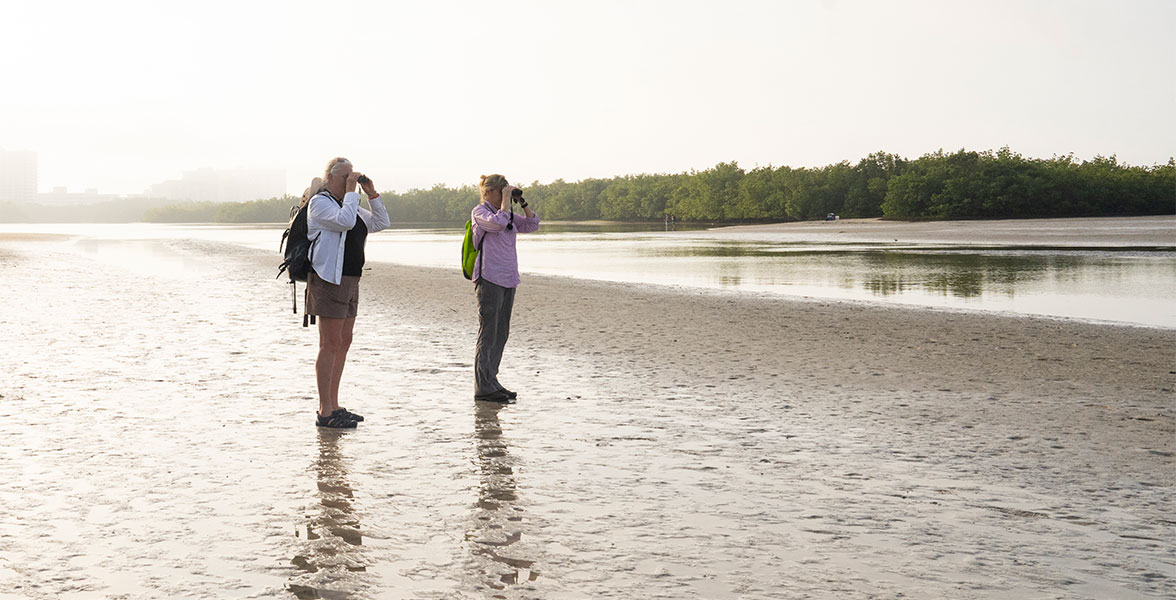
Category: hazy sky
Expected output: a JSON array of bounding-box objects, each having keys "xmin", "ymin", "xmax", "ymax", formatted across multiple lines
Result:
[{"xmin": 3, "ymin": 0, "xmax": 1173, "ymax": 196}]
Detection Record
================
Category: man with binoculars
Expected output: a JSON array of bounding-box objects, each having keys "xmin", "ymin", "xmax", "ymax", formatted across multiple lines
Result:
[{"xmin": 470, "ymin": 174, "xmax": 540, "ymax": 402}]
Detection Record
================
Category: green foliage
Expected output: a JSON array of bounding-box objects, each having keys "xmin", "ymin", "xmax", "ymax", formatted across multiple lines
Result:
[
  {"xmin": 375, "ymin": 184, "xmax": 481, "ymax": 223},
  {"xmin": 599, "ymin": 174, "xmax": 683, "ymax": 220},
  {"xmin": 8, "ymin": 149, "xmax": 1169, "ymax": 224},
  {"xmin": 733, "ymin": 166, "xmax": 786, "ymax": 220},
  {"xmin": 123, "ymin": 151, "xmax": 1176, "ymax": 223},
  {"xmin": 671, "ymin": 162, "xmax": 746, "ymax": 220},
  {"xmin": 521, "ymin": 178, "xmax": 605, "ymax": 220},
  {"xmin": 846, "ymin": 152, "xmax": 906, "ymax": 217},
  {"xmin": 880, "ymin": 148, "xmax": 1175, "ymax": 220}
]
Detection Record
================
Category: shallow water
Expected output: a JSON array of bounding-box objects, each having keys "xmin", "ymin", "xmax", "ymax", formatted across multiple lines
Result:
[
  {"xmin": 0, "ymin": 233, "xmax": 1172, "ymax": 599},
  {"xmin": 1, "ymin": 221, "xmax": 1173, "ymax": 327}
]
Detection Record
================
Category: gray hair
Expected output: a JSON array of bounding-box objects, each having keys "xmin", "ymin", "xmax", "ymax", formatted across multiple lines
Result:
[{"xmin": 323, "ymin": 157, "xmax": 352, "ymax": 181}]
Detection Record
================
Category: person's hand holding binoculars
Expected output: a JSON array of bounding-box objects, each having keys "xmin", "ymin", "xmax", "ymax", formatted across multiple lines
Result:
[
  {"xmin": 357, "ymin": 174, "xmax": 377, "ymax": 198},
  {"xmin": 345, "ymin": 172, "xmax": 377, "ymax": 197},
  {"xmin": 500, "ymin": 185, "xmax": 517, "ymax": 210}
]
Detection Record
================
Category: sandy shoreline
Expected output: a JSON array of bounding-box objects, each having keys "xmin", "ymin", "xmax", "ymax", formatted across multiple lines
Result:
[
  {"xmin": 377, "ymin": 260, "xmax": 1175, "ymax": 398},
  {"xmin": 364, "ymin": 260, "xmax": 1176, "ymax": 595},
  {"xmin": 1, "ymin": 234, "xmax": 1173, "ymax": 598},
  {"xmin": 376, "ymin": 259, "xmax": 1176, "ymax": 474}
]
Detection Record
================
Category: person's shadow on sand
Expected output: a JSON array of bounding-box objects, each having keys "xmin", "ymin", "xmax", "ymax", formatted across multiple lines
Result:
[
  {"xmin": 466, "ymin": 401, "xmax": 539, "ymax": 591},
  {"xmin": 288, "ymin": 428, "xmax": 366, "ymax": 599}
]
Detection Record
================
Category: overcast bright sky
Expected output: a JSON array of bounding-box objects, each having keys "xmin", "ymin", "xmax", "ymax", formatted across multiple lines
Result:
[{"xmin": 3, "ymin": 0, "xmax": 1173, "ymax": 195}]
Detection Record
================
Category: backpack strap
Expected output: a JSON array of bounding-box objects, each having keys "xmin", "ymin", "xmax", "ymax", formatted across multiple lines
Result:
[
  {"xmin": 474, "ymin": 224, "xmax": 488, "ymax": 281},
  {"xmin": 303, "ymin": 284, "xmax": 316, "ymax": 328},
  {"xmin": 301, "ymin": 222, "xmax": 319, "ymax": 327},
  {"xmin": 320, "ymin": 190, "xmax": 342, "ymax": 206}
]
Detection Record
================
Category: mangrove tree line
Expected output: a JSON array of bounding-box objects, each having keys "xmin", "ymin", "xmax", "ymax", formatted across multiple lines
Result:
[
  {"xmin": 11, "ymin": 147, "xmax": 1164, "ymax": 224},
  {"xmin": 318, "ymin": 147, "xmax": 1175, "ymax": 223}
]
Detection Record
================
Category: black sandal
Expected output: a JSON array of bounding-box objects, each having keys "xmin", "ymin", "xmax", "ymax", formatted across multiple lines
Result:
[
  {"xmin": 316, "ymin": 411, "xmax": 357, "ymax": 429},
  {"xmin": 336, "ymin": 407, "xmax": 364, "ymax": 422}
]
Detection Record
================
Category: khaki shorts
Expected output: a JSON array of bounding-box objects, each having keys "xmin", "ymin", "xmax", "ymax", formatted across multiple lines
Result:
[{"xmin": 307, "ymin": 271, "xmax": 360, "ymax": 319}]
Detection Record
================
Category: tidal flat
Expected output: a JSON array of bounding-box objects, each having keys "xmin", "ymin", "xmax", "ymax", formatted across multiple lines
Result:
[{"xmin": 0, "ymin": 226, "xmax": 1172, "ymax": 599}]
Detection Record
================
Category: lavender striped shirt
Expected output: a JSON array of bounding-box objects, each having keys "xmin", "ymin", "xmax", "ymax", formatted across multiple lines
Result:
[{"xmin": 471, "ymin": 202, "xmax": 540, "ymax": 288}]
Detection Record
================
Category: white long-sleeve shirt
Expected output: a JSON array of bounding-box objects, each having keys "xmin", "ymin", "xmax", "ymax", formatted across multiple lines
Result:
[{"xmin": 307, "ymin": 190, "xmax": 391, "ymax": 284}]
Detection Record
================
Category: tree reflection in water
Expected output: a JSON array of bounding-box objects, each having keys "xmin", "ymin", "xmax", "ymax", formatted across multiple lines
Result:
[
  {"xmin": 466, "ymin": 401, "xmax": 539, "ymax": 593},
  {"xmin": 288, "ymin": 428, "xmax": 368, "ymax": 600}
]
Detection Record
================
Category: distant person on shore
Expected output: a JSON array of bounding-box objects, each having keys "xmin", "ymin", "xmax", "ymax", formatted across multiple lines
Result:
[
  {"xmin": 306, "ymin": 157, "xmax": 391, "ymax": 428},
  {"xmin": 470, "ymin": 174, "xmax": 540, "ymax": 402}
]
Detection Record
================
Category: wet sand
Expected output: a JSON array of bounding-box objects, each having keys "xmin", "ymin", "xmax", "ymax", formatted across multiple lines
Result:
[
  {"xmin": 0, "ymin": 232, "xmax": 1173, "ymax": 599},
  {"xmin": 716, "ymin": 215, "xmax": 1176, "ymax": 247}
]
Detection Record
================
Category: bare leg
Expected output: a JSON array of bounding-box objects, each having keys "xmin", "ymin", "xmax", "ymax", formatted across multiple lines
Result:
[
  {"xmin": 330, "ymin": 317, "xmax": 356, "ymax": 409},
  {"xmin": 316, "ymin": 317, "xmax": 346, "ymax": 417}
]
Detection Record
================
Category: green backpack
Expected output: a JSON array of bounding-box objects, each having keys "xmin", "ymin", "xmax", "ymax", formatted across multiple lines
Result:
[{"xmin": 461, "ymin": 220, "xmax": 482, "ymax": 280}]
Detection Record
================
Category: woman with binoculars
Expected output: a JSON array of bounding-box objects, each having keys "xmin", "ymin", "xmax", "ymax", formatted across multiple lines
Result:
[
  {"xmin": 470, "ymin": 174, "xmax": 540, "ymax": 402},
  {"xmin": 306, "ymin": 157, "xmax": 391, "ymax": 428}
]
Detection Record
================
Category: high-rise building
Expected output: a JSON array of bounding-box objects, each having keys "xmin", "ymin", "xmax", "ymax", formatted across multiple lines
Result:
[
  {"xmin": 0, "ymin": 150, "xmax": 37, "ymax": 203},
  {"xmin": 149, "ymin": 167, "xmax": 285, "ymax": 203}
]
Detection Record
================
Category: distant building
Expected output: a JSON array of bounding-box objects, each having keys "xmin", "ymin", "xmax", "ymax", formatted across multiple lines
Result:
[
  {"xmin": 149, "ymin": 167, "xmax": 285, "ymax": 203},
  {"xmin": 0, "ymin": 149, "xmax": 38, "ymax": 203},
  {"xmin": 38, "ymin": 187, "xmax": 119, "ymax": 205}
]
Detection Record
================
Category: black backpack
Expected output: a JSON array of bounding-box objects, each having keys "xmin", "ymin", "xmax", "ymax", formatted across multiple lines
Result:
[{"xmin": 277, "ymin": 199, "xmax": 320, "ymax": 326}]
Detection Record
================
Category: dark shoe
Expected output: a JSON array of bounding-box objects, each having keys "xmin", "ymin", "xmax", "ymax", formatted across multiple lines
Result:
[
  {"xmin": 475, "ymin": 390, "xmax": 512, "ymax": 403},
  {"xmin": 498, "ymin": 387, "xmax": 518, "ymax": 400},
  {"xmin": 335, "ymin": 407, "xmax": 364, "ymax": 422},
  {"xmin": 316, "ymin": 411, "xmax": 357, "ymax": 429}
]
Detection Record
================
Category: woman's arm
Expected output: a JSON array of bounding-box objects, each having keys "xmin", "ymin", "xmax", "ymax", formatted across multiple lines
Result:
[
  {"xmin": 358, "ymin": 177, "xmax": 391, "ymax": 232},
  {"xmin": 514, "ymin": 189, "xmax": 539, "ymax": 232},
  {"xmin": 473, "ymin": 203, "xmax": 513, "ymax": 232},
  {"xmin": 308, "ymin": 193, "xmax": 360, "ymax": 232},
  {"xmin": 515, "ymin": 209, "xmax": 541, "ymax": 233},
  {"xmin": 360, "ymin": 196, "xmax": 391, "ymax": 232}
]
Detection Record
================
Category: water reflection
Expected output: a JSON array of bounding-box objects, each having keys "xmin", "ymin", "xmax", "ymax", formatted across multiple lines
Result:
[
  {"xmin": 288, "ymin": 429, "xmax": 367, "ymax": 599},
  {"xmin": 465, "ymin": 401, "xmax": 538, "ymax": 592},
  {"xmin": 638, "ymin": 243, "xmax": 1176, "ymax": 304},
  {"xmin": 8, "ymin": 222, "xmax": 1171, "ymax": 326},
  {"xmin": 855, "ymin": 251, "xmax": 1116, "ymax": 298},
  {"xmin": 855, "ymin": 253, "xmax": 1034, "ymax": 298}
]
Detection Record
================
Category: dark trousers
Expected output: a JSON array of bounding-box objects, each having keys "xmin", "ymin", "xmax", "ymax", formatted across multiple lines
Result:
[{"xmin": 475, "ymin": 280, "xmax": 516, "ymax": 395}]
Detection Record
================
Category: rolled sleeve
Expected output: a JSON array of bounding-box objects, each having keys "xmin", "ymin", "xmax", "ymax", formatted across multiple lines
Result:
[
  {"xmin": 359, "ymin": 196, "xmax": 391, "ymax": 233},
  {"xmin": 516, "ymin": 213, "xmax": 541, "ymax": 233}
]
